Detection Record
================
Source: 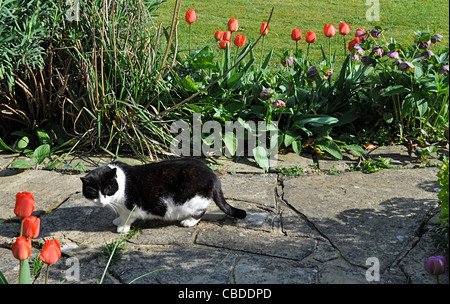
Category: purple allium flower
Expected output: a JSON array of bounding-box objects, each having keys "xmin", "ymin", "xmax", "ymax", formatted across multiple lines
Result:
[
  {"xmin": 273, "ymin": 100, "xmax": 286, "ymax": 109},
  {"xmin": 424, "ymin": 256, "xmax": 447, "ymax": 276},
  {"xmin": 386, "ymin": 50, "xmax": 400, "ymax": 59}
]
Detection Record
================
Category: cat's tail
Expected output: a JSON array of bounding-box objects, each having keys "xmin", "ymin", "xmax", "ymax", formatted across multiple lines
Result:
[{"xmin": 213, "ymin": 183, "xmax": 247, "ymax": 219}]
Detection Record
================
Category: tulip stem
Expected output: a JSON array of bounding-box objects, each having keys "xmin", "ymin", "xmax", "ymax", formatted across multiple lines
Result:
[
  {"xmin": 45, "ymin": 264, "xmax": 50, "ymax": 284},
  {"xmin": 156, "ymin": 5, "xmax": 275, "ymax": 119},
  {"xmin": 188, "ymin": 23, "xmax": 192, "ymax": 55},
  {"xmin": 259, "ymin": 35, "xmax": 265, "ymax": 71},
  {"xmin": 20, "ymin": 219, "xmax": 23, "ymax": 237},
  {"xmin": 328, "ymin": 37, "xmax": 332, "ymax": 66},
  {"xmin": 307, "ymin": 44, "xmax": 310, "ymax": 57},
  {"xmin": 343, "ymin": 36, "xmax": 346, "ymax": 57}
]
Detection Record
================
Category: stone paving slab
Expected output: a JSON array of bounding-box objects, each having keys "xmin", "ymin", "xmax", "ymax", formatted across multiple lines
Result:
[{"xmin": 0, "ymin": 147, "xmax": 448, "ymax": 284}]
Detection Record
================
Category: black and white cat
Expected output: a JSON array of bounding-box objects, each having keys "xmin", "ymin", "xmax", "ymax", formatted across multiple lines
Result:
[{"xmin": 80, "ymin": 158, "xmax": 246, "ymax": 233}]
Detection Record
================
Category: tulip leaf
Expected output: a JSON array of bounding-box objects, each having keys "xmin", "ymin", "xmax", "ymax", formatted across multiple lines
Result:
[{"xmin": 0, "ymin": 270, "xmax": 8, "ymax": 284}]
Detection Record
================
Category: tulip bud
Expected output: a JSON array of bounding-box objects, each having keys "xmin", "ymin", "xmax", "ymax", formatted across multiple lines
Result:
[
  {"xmin": 424, "ymin": 256, "xmax": 447, "ymax": 276},
  {"xmin": 214, "ymin": 30, "xmax": 224, "ymax": 41},
  {"xmin": 305, "ymin": 31, "xmax": 316, "ymax": 44},
  {"xmin": 339, "ymin": 22, "xmax": 351, "ymax": 35},
  {"xmin": 291, "ymin": 28, "xmax": 302, "ymax": 41},
  {"xmin": 234, "ymin": 34, "xmax": 246, "ymax": 47},
  {"xmin": 22, "ymin": 216, "xmax": 40, "ymax": 239},
  {"xmin": 324, "ymin": 24, "xmax": 337, "ymax": 37},
  {"xmin": 40, "ymin": 239, "xmax": 61, "ymax": 265},
  {"xmin": 14, "ymin": 192, "xmax": 35, "ymax": 219},
  {"xmin": 12, "ymin": 236, "xmax": 31, "ymax": 261},
  {"xmin": 228, "ymin": 18, "xmax": 239, "ymax": 32},
  {"xmin": 260, "ymin": 22, "xmax": 269, "ymax": 35},
  {"xmin": 185, "ymin": 9, "xmax": 197, "ymax": 24},
  {"xmin": 218, "ymin": 40, "xmax": 229, "ymax": 49},
  {"xmin": 222, "ymin": 31, "xmax": 231, "ymax": 42}
]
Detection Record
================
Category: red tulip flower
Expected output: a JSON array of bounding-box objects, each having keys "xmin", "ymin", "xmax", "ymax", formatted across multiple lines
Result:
[
  {"xmin": 260, "ymin": 22, "xmax": 269, "ymax": 35},
  {"xmin": 228, "ymin": 18, "xmax": 239, "ymax": 32},
  {"xmin": 12, "ymin": 236, "xmax": 31, "ymax": 261},
  {"xmin": 234, "ymin": 34, "xmax": 246, "ymax": 47},
  {"xmin": 291, "ymin": 28, "xmax": 302, "ymax": 41},
  {"xmin": 305, "ymin": 31, "xmax": 316, "ymax": 57},
  {"xmin": 223, "ymin": 31, "xmax": 231, "ymax": 41},
  {"xmin": 339, "ymin": 22, "xmax": 351, "ymax": 55},
  {"xmin": 185, "ymin": 9, "xmax": 197, "ymax": 53},
  {"xmin": 218, "ymin": 40, "xmax": 229, "ymax": 49},
  {"xmin": 14, "ymin": 192, "xmax": 35, "ymax": 219},
  {"xmin": 40, "ymin": 239, "xmax": 61, "ymax": 265},
  {"xmin": 324, "ymin": 24, "xmax": 337, "ymax": 37},
  {"xmin": 348, "ymin": 37, "xmax": 361, "ymax": 51},
  {"xmin": 339, "ymin": 22, "xmax": 351, "ymax": 35},
  {"xmin": 214, "ymin": 30, "xmax": 224, "ymax": 41},
  {"xmin": 305, "ymin": 31, "xmax": 316, "ymax": 43},
  {"xmin": 291, "ymin": 28, "xmax": 302, "ymax": 53},
  {"xmin": 22, "ymin": 216, "xmax": 40, "ymax": 239},
  {"xmin": 185, "ymin": 9, "xmax": 197, "ymax": 23}
]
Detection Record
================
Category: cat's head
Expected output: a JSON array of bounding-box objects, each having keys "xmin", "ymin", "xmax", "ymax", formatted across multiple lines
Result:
[{"xmin": 80, "ymin": 165, "xmax": 119, "ymax": 207}]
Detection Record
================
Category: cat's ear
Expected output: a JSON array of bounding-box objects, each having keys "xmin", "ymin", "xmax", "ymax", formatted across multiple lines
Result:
[
  {"xmin": 107, "ymin": 168, "xmax": 117, "ymax": 179},
  {"xmin": 80, "ymin": 176, "xmax": 90, "ymax": 184}
]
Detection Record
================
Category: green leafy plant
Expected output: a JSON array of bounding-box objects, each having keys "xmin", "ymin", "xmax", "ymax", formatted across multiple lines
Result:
[
  {"xmin": 356, "ymin": 156, "xmax": 392, "ymax": 174},
  {"xmin": 276, "ymin": 166, "xmax": 303, "ymax": 176},
  {"xmin": 437, "ymin": 158, "xmax": 449, "ymax": 224}
]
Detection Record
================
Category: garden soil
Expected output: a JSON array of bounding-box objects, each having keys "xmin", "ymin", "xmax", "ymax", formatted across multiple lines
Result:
[{"xmin": 0, "ymin": 145, "xmax": 448, "ymax": 284}]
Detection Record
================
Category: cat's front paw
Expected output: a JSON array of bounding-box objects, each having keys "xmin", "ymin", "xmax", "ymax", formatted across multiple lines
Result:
[
  {"xmin": 112, "ymin": 217, "xmax": 122, "ymax": 226},
  {"xmin": 117, "ymin": 225, "xmax": 130, "ymax": 233},
  {"xmin": 180, "ymin": 217, "xmax": 200, "ymax": 227}
]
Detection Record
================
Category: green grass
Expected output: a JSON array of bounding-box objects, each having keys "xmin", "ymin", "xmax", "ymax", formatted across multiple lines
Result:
[{"xmin": 155, "ymin": 0, "xmax": 449, "ymax": 67}]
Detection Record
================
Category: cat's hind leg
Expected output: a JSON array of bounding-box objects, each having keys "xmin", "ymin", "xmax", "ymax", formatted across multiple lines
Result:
[{"xmin": 179, "ymin": 208, "xmax": 206, "ymax": 227}]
